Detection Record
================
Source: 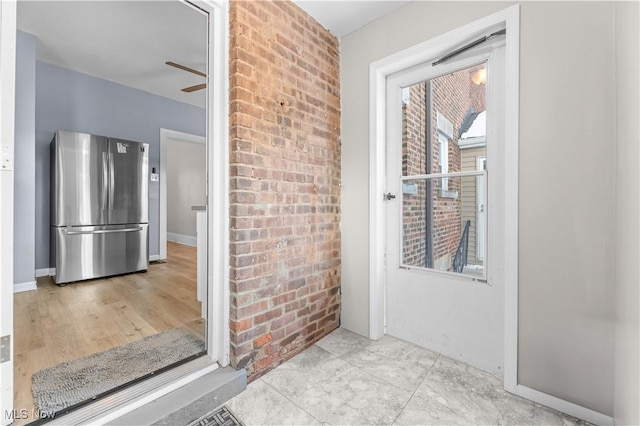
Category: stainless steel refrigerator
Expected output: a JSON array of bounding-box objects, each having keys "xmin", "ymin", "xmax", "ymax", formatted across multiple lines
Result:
[{"xmin": 50, "ymin": 130, "xmax": 149, "ymax": 285}]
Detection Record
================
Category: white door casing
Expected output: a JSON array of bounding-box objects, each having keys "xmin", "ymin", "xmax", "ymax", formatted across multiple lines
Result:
[
  {"xmin": 0, "ymin": 0, "xmax": 17, "ymax": 424},
  {"xmin": 199, "ymin": 0, "xmax": 231, "ymax": 368},
  {"xmin": 384, "ymin": 43, "xmax": 506, "ymax": 374}
]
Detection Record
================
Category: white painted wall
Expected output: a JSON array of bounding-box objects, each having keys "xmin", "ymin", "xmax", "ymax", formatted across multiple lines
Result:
[
  {"xmin": 517, "ymin": 2, "xmax": 615, "ymax": 417},
  {"xmin": 341, "ymin": 1, "xmax": 617, "ymax": 417},
  {"xmin": 13, "ymin": 31, "xmax": 36, "ymax": 290},
  {"xmin": 613, "ymin": 2, "xmax": 639, "ymax": 424},
  {"xmin": 166, "ymin": 139, "xmax": 206, "ymax": 240}
]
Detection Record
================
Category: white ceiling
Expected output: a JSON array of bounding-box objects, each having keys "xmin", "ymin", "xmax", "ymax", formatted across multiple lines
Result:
[
  {"xmin": 294, "ymin": 0, "xmax": 411, "ymax": 38},
  {"xmin": 17, "ymin": 1, "xmax": 411, "ymax": 108},
  {"xmin": 17, "ymin": 1, "xmax": 208, "ymax": 107}
]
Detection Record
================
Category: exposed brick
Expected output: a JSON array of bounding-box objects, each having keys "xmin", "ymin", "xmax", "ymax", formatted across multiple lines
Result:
[
  {"xmin": 253, "ymin": 307, "xmax": 283, "ymax": 325},
  {"xmin": 234, "ymin": 324, "xmax": 268, "ymax": 345},
  {"xmin": 236, "ymin": 300, "xmax": 269, "ymax": 318},
  {"xmin": 270, "ymin": 311, "xmax": 296, "ymax": 330},
  {"xmin": 253, "ymin": 354, "xmax": 280, "ymax": 372},
  {"xmin": 230, "ymin": 317, "xmax": 252, "ymax": 334},
  {"xmin": 281, "ymin": 331, "xmax": 300, "ymax": 347},
  {"xmin": 235, "ymin": 352, "xmax": 256, "ymax": 369},
  {"xmin": 253, "ymin": 332, "xmax": 272, "ymax": 348},
  {"xmin": 229, "ymin": 0, "xmax": 340, "ymax": 379}
]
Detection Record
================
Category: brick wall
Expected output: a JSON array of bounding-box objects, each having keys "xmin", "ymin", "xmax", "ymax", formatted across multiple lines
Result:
[
  {"xmin": 401, "ymin": 65, "xmax": 485, "ymax": 270},
  {"xmin": 402, "ymin": 84, "xmax": 428, "ymax": 266},
  {"xmin": 228, "ymin": 0, "xmax": 341, "ymax": 379}
]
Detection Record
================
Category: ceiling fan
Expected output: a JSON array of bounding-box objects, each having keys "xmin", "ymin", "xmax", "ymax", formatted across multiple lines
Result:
[{"xmin": 166, "ymin": 61, "xmax": 207, "ymax": 93}]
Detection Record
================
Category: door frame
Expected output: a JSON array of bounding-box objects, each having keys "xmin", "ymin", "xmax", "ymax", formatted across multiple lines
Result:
[
  {"xmin": 0, "ymin": 0, "xmax": 230, "ymax": 422},
  {"xmin": 368, "ymin": 3, "xmax": 519, "ymax": 390},
  {"xmin": 0, "ymin": 0, "xmax": 17, "ymax": 423},
  {"xmin": 159, "ymin": 128, "xmax": 206, "ymax": 260},
  {"xmin": 200, "ymin": 0, "xmax": 230, "ymax": 368}
]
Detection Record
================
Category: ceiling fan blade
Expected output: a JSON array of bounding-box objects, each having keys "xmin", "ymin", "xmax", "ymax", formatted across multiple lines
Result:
[
  {"xmin": 182, "ymin": 83, "xmax": 207, "ymax": 93},
  {"xmin": 166, "ymin": 61, "xmax": 206, "ymax": 78}
]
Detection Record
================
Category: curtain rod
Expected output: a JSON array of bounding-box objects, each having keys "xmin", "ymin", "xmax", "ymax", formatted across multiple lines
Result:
[{"xmin": 432, "ymin": 29, "xmax": 506, "ymax": 67}]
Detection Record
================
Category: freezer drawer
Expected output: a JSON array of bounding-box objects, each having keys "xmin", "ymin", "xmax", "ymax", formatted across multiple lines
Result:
[{"xmin": 52, "ymin": 224, "xmax": 149, "ymax": 284}]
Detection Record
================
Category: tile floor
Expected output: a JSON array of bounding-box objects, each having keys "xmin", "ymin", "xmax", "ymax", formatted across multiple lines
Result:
[{"xmin": 224, "ymin": 328, "xmax": 590, "ymax": 426}]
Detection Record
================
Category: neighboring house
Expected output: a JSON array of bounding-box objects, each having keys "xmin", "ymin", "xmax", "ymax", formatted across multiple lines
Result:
[{"xmin": 460, "ymin": 111, "xmax": 487, "ymax": 267}]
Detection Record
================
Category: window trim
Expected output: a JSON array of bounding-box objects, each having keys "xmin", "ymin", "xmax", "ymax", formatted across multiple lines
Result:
[{"xmin": 436, "ymin": 112, "xmax": 457, "ymax": 197}]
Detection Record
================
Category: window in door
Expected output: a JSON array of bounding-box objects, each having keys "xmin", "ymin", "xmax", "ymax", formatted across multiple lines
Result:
[{"xmin": 401, "ymin": 62, "xmax": 487, "ymax": 279}]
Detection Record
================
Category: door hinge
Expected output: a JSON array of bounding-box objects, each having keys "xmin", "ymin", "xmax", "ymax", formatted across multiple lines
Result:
[
  {"xmin": 384, "ymin": 192, "xmax": 396, "ymax": 201},
  {"xmin": 0, "ymin": 335, "xmax": 9, "ymax": 363}
]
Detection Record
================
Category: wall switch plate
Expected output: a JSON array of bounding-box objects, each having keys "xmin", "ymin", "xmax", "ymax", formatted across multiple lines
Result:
[
  {"xmin": 1, "ymin": 144, "xmax": 13, "ymax": 171},
  {"xmin": 0, "ymin": 335, "xmax": 10, "ymax": 363},
  {"xmin": 150, "ymin": 173, "xmax": 159, "ymax": 182}
]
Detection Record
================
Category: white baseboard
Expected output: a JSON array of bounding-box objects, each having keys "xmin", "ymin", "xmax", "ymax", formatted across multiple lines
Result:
[
  {"xmin": 167, "ymin": 232, "xmax": 197, "ymax": 247},
  {"xmin": 14, "ymin": 281, "xmax": 37, "ymax": 293},
  {"xmin": 512, "ymin": 385, "xmax": 613, "ymax": 426},
  {"xmin": 149, "ymin": 254, "xmax": 161, "ymax": 262},
  {"xmin": 35, "ymin": 267, "xmax": 54, "ymax": 277}
]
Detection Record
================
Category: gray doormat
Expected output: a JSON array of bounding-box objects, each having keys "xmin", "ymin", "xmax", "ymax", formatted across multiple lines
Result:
[
  {"xmin": 32, "ymin": 328, "xmax": 205, "ymax": 416},
  {"xmin": 188, "ymin": 406, "xmax": 244, "ymax": 426}
]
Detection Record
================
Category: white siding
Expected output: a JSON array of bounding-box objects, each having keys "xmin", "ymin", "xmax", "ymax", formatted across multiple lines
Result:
[{"xmin": 460, "ymin": 146, "xmax": 485, "ymax": 265}]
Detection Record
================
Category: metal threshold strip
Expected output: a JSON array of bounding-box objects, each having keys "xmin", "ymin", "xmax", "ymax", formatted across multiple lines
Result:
[{"xmin": 41, "ymin": 356, "xmax": 218, "ymax": 426}]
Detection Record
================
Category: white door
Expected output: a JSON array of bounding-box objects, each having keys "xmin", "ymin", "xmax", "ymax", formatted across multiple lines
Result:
[
  {"xmin": 0, "ymin": 0, "xmax": 17, "ymax": 423},
  {"xmin": 477, "ymin": 156, "xmax": 487, "ymax": 260},
  {"xmin": 385, "ymin": 40, "xmax": 506, "ymax": 374}
]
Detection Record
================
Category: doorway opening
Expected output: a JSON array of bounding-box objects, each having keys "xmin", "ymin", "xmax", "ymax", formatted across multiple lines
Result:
[
  {"xmin": 159, "ymin": 129, "xmax": 207, "ymax": 259},
  {"xmin": 10, "ymin": 1, "xmax": 212, "ymax": 423},
  {"xmin": 368, "ymin": 5, "xmax": 520, "ymax": 393},
  {"xmin": 160, "ymin": 128, "xmax": 208, "ymax": 320}
]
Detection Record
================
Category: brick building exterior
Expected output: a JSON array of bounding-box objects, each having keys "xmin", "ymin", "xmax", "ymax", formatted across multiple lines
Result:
[
  {"xmin": 402, "ymin": 65, "xmax": 485, "ymax": 270},
  {"xmin": 401, "ymin": 83, "xmax": 428, "ymax": 267},
  {"xmin": 228, "ymin": 0, "xmax": 341, "ymax": 380}
]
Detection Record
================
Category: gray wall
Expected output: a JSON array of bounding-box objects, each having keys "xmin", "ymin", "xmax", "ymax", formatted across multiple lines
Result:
[
  {"xmin": 34, "ymin": 60, "xmax": 206, "ymax": 269},
  {"xmin": 14, "ymin": 31, "xmax": 36, "ymax": 286},
  {"xmin": 517, "ymin": 2, "xmax": 615, "ymax": 416},
  {"xmin": 166, "ymin": 139, "xmax": 206, "ymax": 238},
  {"xmin": 340, "ymin": 1, "xmax": 617, "ymax": 416},
  {"xmin": 614, "ymin": 2, "xmax": 639, "ymax": 424}
]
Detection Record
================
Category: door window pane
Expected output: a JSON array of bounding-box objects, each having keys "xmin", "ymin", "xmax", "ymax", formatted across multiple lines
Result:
[
  {"xmin": 402, "ymin": 174, "xmax": 485, "ymax": 277},
  {"xmin": 400, "ymin": 63, "xmax": 487, "ymax": 278}
]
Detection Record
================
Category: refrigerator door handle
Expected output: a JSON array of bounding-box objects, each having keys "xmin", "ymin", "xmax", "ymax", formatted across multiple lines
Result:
[
  {"xmin": 109, "ymin": 150, "xmax": 115, "ymax": 222},
  {"xmin": 102, "ymin": 151, "xmax": 109, "ymax": 214},
  {"xmin": 66, "ymin": 227, "xmax": 143, "ymax": 235}
]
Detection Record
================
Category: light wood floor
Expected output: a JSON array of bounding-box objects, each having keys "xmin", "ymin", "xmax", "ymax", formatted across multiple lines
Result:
[{"xmin": 13, "ymin": 242, "xmax": 203, "ymax": 425}]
